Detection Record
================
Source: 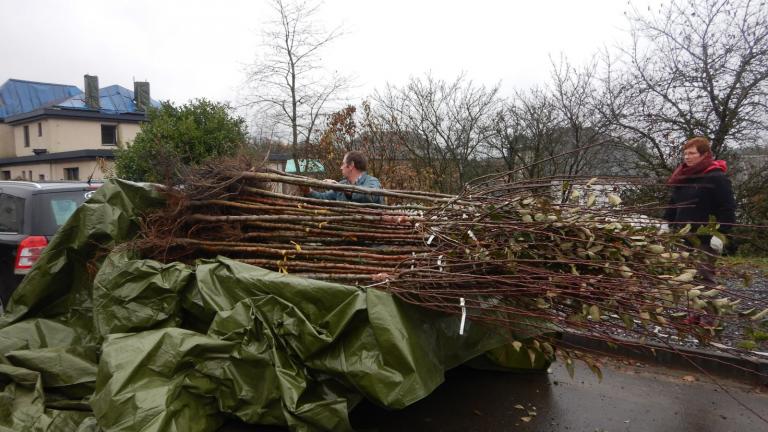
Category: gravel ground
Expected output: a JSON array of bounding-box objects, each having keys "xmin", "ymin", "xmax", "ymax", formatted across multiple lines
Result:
[
  {"xmin": 649, "ymin": 263, "xmax": 768, "ymax": 353},
  {"xmin": 714, "ymin": 264, "xmax": 768, "ymax": 351},
  {"xmin": 589, "ymin": 263, "xmax": 768, "ymax": 355}
]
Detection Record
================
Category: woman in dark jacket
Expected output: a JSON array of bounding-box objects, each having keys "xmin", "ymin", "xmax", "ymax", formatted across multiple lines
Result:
[{"xmin": 664, "ymin": 137, "xmax": 736, "ymax": 282}]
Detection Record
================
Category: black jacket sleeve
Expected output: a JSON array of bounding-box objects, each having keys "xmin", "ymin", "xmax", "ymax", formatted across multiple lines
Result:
[
  {"xmin": 663, "ymin": 194, "xmax": 676, "ymax": 222},
  {"xmin": 710, "ymin": 174, "xmax": 737, "ymax": 233}
]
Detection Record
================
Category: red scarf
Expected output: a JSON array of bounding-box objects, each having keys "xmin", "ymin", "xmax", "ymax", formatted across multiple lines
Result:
[{"xmin": 667, "ymin": 152, "xmax": 727, "ymax": 185}]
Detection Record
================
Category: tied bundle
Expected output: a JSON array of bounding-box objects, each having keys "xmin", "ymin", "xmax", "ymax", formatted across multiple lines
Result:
[{"xmin": 129, "ymin": 159, "xmax": 768, "ymax": 365}]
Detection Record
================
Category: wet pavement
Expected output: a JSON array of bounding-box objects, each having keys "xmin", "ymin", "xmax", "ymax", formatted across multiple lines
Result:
[{"xmin": 221, "ymin": 357, "xmax": 767, "ymax": 431}]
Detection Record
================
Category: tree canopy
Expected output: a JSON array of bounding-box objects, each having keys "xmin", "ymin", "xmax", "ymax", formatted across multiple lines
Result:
[{"xmin": 115, "ymin": 99, "xmax": 247, "ymax": 183}]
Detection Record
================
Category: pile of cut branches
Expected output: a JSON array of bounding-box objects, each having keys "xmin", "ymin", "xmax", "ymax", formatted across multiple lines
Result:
[
  {"xmin": 129, "ymin": 158, "xmax": 768, "ymax": 364},
  {"xmin": 387, "ymin": 173, "xmax": 768, "ymax": 361},
  {"xmin": 131, "ymin": 158, "xmax": 441, "ymax": 281}
]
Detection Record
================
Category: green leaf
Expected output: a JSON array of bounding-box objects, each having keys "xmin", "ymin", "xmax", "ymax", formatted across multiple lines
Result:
[
  {"xmin": 751, "ymin": 308, "xmax": 768, "ymax": 321},
  {"xmin": 607, "ymin": 193, "xmax": 622, "ymax": 206},
  {"xmin": 586, "ymin": 193, "xmax": 597, "ymax": 207},
  {"xmin": 541, "ymin": 342, "xmax": 554, "ymax": 356},
  {"xmin": 527, "ymin": 348, "xmax": 537, "ymax": 366},
  {"xmin": 619, "ymin": 265, "xmax": 633, "ymax": 278},
  {"xmin": 589, "ymin": 305, "xmax": 601, "ymax": 321},
  {"xmin": 673, "ymin": 272, "xmax": 695, "ymax": 283},
  {"xmin": 621, "ymin": 314, "xmax": 634, "ymax": 329},
  {"xmin": 738, "ymin": 308, "xmax": 755, "ymax": 317},
  {"xmin": 588, "ymin": 363, "xmax": 603, "ymax": 382},
  {"xmin": 565, "ymin": 358, "xmax": 575, "ymax": 379},
  {"xmin": 570, "ymin": 264, "xmax": 580, "ymax": 275}
]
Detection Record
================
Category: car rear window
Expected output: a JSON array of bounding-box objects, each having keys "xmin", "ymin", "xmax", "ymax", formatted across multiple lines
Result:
[
  {"xmin": 31, "ymin": 190, "xmax": 93, "ymax": 235},
  {"xmin": 0, "ymin": 193, "xmax": 25, "ymax": 233}
]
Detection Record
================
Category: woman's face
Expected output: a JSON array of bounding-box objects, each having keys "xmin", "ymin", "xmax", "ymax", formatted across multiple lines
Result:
[{"xmin": 683, "ymin": 147, "xmax": 705, "ymax": 166}]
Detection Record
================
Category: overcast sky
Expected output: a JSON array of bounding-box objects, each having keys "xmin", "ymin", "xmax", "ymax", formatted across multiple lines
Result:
[{"xmin": 2, "ymin": 0, "xmax": 645, "ymax": 107}]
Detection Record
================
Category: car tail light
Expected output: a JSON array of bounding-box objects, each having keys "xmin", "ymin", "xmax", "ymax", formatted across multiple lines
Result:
[{"xmin": 14, "ymin": 236, "xmax": 48, "ymax": 273}]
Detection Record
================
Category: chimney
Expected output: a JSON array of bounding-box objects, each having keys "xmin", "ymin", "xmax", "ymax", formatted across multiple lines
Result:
[
  {"xmin": 84, "ymin": 75, "xmax": 100, "ymax": 110},
  {"xmin": 133, "ymin": 81, "xmax": 150, "ymax": 112}
]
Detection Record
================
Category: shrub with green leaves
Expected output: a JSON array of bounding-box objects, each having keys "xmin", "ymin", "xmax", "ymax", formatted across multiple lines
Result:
[{"xmin": 115, "ymin": 99, "xmax": 247, "ymax": 183}]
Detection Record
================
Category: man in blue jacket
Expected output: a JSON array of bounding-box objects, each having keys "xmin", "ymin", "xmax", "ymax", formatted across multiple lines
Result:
[{"xmin": 304, "ymin": 151, "xmax": 385, "ymax": 204}]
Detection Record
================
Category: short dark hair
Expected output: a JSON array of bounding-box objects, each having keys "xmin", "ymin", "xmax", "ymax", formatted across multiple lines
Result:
[
  {"xmin": 344, "ymin": 151, "xmax": 367, "ymax": 171},
  {"xmin": 683, "ymin": 137, "xmax": 711, "ymax": 155}
]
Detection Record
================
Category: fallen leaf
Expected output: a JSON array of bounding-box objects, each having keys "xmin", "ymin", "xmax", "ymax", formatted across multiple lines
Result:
[
  {"xmin": 682, "ymin": 375, "xmax": 696, "ymax": 382},
  {"xmin": 520, "ymin": 416, "xmax": 532, "ymax": 422},
  {"xmin": 514, "ymin": 404, "xmax": 525, "ymax": 410}
]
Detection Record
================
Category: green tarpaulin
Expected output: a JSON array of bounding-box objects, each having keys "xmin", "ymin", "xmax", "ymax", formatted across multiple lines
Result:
[{"xmin": 0, "ymin": 180, "xmax": 549, "ymax": 432}]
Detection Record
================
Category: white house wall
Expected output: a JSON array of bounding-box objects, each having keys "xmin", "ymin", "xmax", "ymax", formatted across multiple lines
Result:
[
  {"xmin": 11, "ymin": 118, "xmax": 141, "ymax": 156},
  {"xmin": 0, "ymin": 123, "xmax": 14, "ymax": 158},
  {"xmin": 1, "ymin": 159, "xmax": 114, "ymax": 181}
]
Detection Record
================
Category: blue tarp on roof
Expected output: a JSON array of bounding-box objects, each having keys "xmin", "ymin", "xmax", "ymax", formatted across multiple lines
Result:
[
  {"xmin": 0, "ymin": 79, "xmax": 160, "ymax": 120},
  {"xmin": 56, "ymin": 84, "xmax": 160, "ymax": 113},
  {"xmin": 0, "ymin": 79, "xmax": 81, "ymax": 119}
]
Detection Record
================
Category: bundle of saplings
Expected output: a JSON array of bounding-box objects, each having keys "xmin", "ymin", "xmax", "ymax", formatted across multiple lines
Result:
[{"xmin": 129, "ymin": 158, "xmax": 768, "ymax": 365}]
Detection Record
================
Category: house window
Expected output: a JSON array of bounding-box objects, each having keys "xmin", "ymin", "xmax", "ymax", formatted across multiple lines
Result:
[
  {"xmin": 28, "ymin": 170, "xmax": 32, "ymax": 180},
  {"xmin": 37, "ymin": 122, "xmax": 42, "ymax": 137},
  {"xmin": 1, "ymin": 171, "xmax": 10, "ymax": 180},
  {"xmin": 39, "ymin": 174, "xmax": 45, "ymax": 181},
  {"xmin": 64, "ymin": 167, "xmax": 79, "ymax": 180},
  {"xmin": 24, "ymin": 125, "xmax": 30, "ymax": 147},
  {"xmin": 101, "ymin": 125, "xmax": 117, "ymax": 145}
]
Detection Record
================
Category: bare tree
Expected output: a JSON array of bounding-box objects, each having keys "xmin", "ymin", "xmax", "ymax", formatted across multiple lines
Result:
[
  {"xmin": 549, "ymin": 58, "xmax": 617, "ymax": 176},
  {"xmin": 373, "ymin": 74, "xmax": 501, "ymax": 192},
  {"xmin": 488, "ymin": 88, "xmax": 559, "ymax": 179},
  {"xmin": 602, "ymin": 0, "xmax": 768, "ymax": 172},
  {"xmin": 488, "ymin": 58, "xmax": 618, "ymax": 182},
  {"xmin": 243, "ymin": 0, "xmax": 348, "ymax": 170}
]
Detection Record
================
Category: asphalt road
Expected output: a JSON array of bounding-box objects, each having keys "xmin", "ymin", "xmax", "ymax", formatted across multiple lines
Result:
[{"xmin": 221, "ymin": 357, "xmax": 767, "ymax": 431}]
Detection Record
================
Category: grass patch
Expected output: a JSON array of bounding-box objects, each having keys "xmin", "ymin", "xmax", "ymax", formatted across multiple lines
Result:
[
  {"xmin": 736, "ymin": 340, "xmax": 758, "ymax": 351},
  {"xmin": 719, "ymin": 256, "xmax": 768, "ymax": 271}
]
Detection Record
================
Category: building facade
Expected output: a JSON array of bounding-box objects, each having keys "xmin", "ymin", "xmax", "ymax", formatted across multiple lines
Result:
[{"xmin": 0, "ymin": 75, "xmax": 156, "ymax": 181}]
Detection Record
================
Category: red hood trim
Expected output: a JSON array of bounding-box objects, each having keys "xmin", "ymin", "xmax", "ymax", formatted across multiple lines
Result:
[{"xmin": 704, "ymin": 159, "xmax": 727, "ymax": 174}]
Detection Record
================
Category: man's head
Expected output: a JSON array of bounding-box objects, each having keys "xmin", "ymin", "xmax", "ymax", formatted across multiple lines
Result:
[
  {"xmin": 341, "ymin": 151, "xmax": 367, "ymax": 182},
  {"xmin": 682, "ymin": 137, "xmax": 711, "ymax": 167}
]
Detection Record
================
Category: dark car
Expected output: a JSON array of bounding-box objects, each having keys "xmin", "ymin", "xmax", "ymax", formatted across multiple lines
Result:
[{"xmin": 0, "ymin": 181, "xmax": 102, "ymax": 311}]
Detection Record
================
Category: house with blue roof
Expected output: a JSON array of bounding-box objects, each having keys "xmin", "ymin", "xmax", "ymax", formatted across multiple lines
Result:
[{"xmin": 0, "ymin": 75, "xmax": 158, "ymax": 181}]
